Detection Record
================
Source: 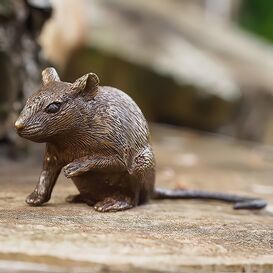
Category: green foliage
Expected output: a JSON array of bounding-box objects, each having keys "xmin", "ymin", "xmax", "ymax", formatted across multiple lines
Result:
[{"xmin": 239, "ymin": 0, "xmax": 273, "ymax": 42}]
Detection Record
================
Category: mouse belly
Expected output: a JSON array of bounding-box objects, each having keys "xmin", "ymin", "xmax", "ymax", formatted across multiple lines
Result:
[{"xmin": 71, "ymin": 171, "xmax": 139, "ymax": 204}]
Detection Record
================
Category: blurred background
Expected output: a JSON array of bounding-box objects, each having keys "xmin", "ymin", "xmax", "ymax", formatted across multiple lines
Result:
[{"xmin": 1, "ymin": 0, "xmax": 273, "ymax": 159}]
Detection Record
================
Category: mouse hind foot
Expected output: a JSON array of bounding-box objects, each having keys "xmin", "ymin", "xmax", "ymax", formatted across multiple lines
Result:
[{"xmin": 94, "ymin": 196, "xmax": 134, "ymax": 212}]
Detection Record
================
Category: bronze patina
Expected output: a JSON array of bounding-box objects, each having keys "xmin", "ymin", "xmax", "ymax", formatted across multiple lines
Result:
[{"xmin": 15, "ymin": 68, "xmax": 267, "ymax": 212}]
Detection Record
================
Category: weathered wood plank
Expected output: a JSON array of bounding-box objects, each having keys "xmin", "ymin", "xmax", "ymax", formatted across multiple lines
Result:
[{"xmin": 0, "ymin": 125, "xmax": 272, "ymax": 272}]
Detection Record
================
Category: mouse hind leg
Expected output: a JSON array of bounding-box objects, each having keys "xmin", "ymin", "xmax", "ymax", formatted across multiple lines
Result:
[
  {"xmin": 92, "ymin": 165, "xmax": 155, "ymax": 213},
  {"xmin": 70, "ymin": 172, "xmax": 138, "ymax": 212},
  {"xmin": 94, "ymin": 195, "xmax": 134, "ymax": 212},
  {"xmin": 130, "ymin": 146, "xmax": 156, "ymax": 205},
  {"xmin": 66, "ymin": 193, "xmax": 133, "ymax": 211},
  {"xmin": 93, "ymin": 173, "xmax": 139, "ymax": 212}
]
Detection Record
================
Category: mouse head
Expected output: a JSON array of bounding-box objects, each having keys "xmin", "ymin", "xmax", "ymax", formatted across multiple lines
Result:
[{"xmin": 15, "ymin": 67, "xmax": 99, "ymax": 142}]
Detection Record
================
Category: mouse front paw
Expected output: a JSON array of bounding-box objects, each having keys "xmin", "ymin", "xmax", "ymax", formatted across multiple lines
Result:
[
  {"xmin": 63, "ymin": 163, "xmax": 80, "ymax": 178},
  {"xmin": 64, "ymin": 161, "xmax": 88, "ymax": 178},
  {"xmin": 25, "ymin": 191, "xmax": 49, "ymax": 206}
]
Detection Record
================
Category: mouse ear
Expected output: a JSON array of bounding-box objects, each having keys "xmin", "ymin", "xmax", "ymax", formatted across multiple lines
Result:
[
  {"xmin": 42, "ymin": 67, "xmax": 60, "ymax": 84},
  {"xmin": 71, "ymin": 73, "xmax": 99, "ymax": 100}
]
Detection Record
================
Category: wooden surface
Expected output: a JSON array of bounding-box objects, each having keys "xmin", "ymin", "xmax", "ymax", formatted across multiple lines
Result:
[{"xmin": 0, "ymin": 125, "xmax": 273, "ymax": 273}]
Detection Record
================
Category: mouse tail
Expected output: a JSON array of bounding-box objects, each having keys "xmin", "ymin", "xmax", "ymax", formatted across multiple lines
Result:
[{"xmin": 152, "ymin": 188, "xmax": 267, "ymax": 210}]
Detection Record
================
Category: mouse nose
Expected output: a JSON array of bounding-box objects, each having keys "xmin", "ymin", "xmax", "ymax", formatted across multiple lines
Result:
[{"xmin": 15, "ymin": 119, "xmax": 25, "ymax": 130}]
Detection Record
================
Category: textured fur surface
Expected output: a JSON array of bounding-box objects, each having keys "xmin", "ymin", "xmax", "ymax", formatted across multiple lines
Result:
[
  {"xmin": 15, "ymin": 67, "xmax": 266, "ymax": 211},
  {"xmin": 15, "ymin": 67, "xmax": 155, "ymax": 211}
]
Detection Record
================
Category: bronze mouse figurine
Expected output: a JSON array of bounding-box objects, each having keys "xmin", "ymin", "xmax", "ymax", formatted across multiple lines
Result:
[{"xmin": 15, "ymin": 67, "xmax": 267, "ymax": 212}]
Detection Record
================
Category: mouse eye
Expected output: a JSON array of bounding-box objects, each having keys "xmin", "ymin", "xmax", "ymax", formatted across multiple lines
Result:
[{"xmin": 45, "ymin": 102, "xmax": 61, "ymax": 113}]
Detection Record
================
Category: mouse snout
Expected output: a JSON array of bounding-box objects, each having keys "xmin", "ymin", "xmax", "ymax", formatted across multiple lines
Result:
[
  {"xmin": 15, "ymin": 118, "xmax": 25, "ymax": 131},
  {"xmin": 15, "ymin": 106, "xmax": 31, "ymax": 133}
]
